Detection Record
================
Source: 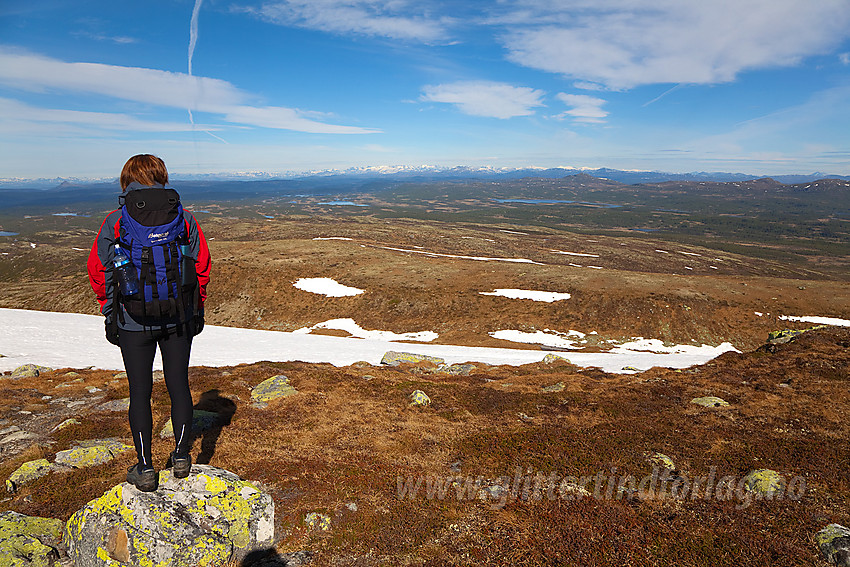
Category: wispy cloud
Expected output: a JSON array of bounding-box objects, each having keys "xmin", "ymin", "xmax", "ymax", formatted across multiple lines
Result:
[
  {"xmin": 242, "ymin": 0, "xmax": 450, "ymax": 42},
  {"xmin": 556, "ymin": 93, "xmax": 608, "ymax": 123},
  {"xmin": 421, "ymin": 81, "xmax": 545, "ymax": 119},
  {"xmin": 0, "ymin": 48, "xmax": 379, "ymax": 134},
  {"xmin": 71, "ymin": 31, "xmax": 138, "ymax": 44},
  {"xmin": 499, "ymin": 0, "xmax": 850, "ymax": 89},
  {"xmin": 0, "ymin": 97, "xmax": 200, "ymax": 134}
]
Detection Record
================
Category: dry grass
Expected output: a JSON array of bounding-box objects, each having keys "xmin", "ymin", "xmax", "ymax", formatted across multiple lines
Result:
[{"xmin": 2, "ymin": 329, "xmax": 847, "ymax": 565}]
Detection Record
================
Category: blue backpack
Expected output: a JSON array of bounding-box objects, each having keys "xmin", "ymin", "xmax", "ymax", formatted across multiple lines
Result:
[{"xmin": 116, "ymin": 187, "xmax": 198, "ymax": 324}]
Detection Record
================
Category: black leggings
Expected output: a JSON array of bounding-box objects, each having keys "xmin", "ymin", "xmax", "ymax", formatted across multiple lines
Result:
[{"xmin": 118, "ymin": 327, "xmax": 193, "ymax": 468}]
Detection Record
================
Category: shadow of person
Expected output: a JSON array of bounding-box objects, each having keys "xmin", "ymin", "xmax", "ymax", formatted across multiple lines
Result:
[
  {"xmin": 193, "ymin": 389, "xmax": 237, "ymax": 465},
  {"xmin": 241, "ymin": 549, "xmax": 313, "ymax": 566}
]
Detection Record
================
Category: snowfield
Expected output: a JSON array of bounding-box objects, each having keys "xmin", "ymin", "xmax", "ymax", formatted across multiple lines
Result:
[
  {"xmin": 293, "ymin": 278, "xmax": 364, "ymax": 297},
  {"xmin": 2, "ymin": 308, "xmax": 741, "ymax": 374},
  {"xmin": 480, "ymin": 289, "xmax": 572, "ymax": 302},
  {"xmin": 779, "ymin": 315, "xmax": 850, "ymax": 327}
]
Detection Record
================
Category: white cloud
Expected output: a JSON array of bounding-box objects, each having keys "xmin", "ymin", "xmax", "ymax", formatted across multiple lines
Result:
[
  {"xmin": 421, "ymin": 81, "xmax": 545, "ymax": 119},
  {"xmin": 0, "ymin": 97, "xmax": 198, "ymax": 134},
  {"xmin": 0, "ymin": 48, "xmax": 379, "ymax": 134},
  {"xmin": 556, "ymin": 93, "xmax": 608, "ymax": 123},
  {"xmin": 245, "ymin": 0, "xmax": 449, "ymax": 42},
  {"xmin": 840, "ymin": 53, "xmax": 850, "ymax": 65},
  {"xmin": 500, "ymin": 0, "xmax": 850, "ymax": 89}
]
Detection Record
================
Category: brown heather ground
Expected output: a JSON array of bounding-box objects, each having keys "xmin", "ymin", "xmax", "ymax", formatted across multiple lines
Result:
[
  {"xmin": 0, "ymin": 214, "xmax": 848, "ymax": 565},
  {"xmin": 0, "ymin": 328, "xmax": 848, "ymax": 565}
]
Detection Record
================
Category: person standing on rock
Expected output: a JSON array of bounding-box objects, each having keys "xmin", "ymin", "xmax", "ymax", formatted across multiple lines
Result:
[{"xmin": 87, "ymin": 154, "xmax": 211, "ymax": 491}]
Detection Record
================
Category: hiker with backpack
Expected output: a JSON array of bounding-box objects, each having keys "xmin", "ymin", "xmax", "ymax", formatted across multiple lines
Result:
[{"xmin": 87, "ymin": 154, "xmax": 211, "ymax": 492}]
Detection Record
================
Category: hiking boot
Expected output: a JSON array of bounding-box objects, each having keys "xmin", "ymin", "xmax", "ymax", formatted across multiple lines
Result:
[
  {"xmin": 169, "ymin": 451, "xmax": 192, "ymax": 479},
  {"xmin": 126, "ymin": 464, "xmax": 158, "ymax": 492}
]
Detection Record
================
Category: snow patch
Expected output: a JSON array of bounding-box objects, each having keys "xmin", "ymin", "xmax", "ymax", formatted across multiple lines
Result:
[
  {"xmin": 0, "ymin": 309, "xmax": 745, "ymax": 374},
  {"xmin": 379, "ymin": 246, "xmax": 542, "ymax": 265},
  {"xmin": 293, "ymin": 318, "xmax": 438, "ymax": 342},
  {"xmin": 490, "ymin": 329, "xmax": 585, "ymax": 350},
  {"xmin": 293, "ymin": 278, "xmax": 364, "ymax": 297},
  {"xmin": 551, "ymin": 250, "xmax": 599, "ymax": 258},
  {"xmin": 779, "ymin": 315, "xmax": 850, "ymax": 327},
  {"xmin": 480, "ymin": 289, "xmax": 571, "ymax": 302}
]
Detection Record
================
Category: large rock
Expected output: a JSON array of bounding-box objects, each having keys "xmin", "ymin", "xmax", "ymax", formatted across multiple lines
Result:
[
  {"xmin": 0, "ymin": 511, "xmax": 63, "ymax": 566},
  {"xmin": 54, "ymin": 438, "xmax": 134, "ymax": 469},
  {"xmin": 96, "ymin": 398, "xmax": 131, "ymax": 412},
  {"xmin": 380, "ymin": 351, "xmax": 445, "ymax": 366},
  {"xmin": 817, "ymin": 524, "xmax": 850, "ymax": 567},
  {"xmin": 743, "ymin": 469, "xmax": 785, "ymax": 498},
  {"xmin": 691, "ymin": 396, "xmax": 729, "ymax": 408},
  {"xmin": 64, "ymin": 465, "xmax": 274, "ymax": 567},
  {"xmin": 251, "ymin": 375, "xmax": 298, "ymax": 407},
  {"xmin": 10, "ymin": 364, "xmax": 53, "ymax": 378},
  {"xmin": 6, "ymin": 459, "xmax": 51, "ymax": 492}
]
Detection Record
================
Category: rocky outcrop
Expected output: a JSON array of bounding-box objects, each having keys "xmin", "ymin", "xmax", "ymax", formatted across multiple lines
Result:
[
  {"xmin": 6, "ymin": 458, "xmax": 51, "ymax": 492},
  {"xmin": 743, "ymin": 469, "xmax": 785, "ymax": 498},
  {"xmin": 9, "ymin": 364, "xmax": 53, "ymax": 378},
  {"xmin": 251, "ymin": 375, "xmax": 298, "ymax": 407},
  {"xmin": 817, "ymin": 524, "xmax": 850, "ymax": 567},
  {"xmin": 381, "ymin": 351, "xmax": 445, "ymax": 366},
  {"xmin": 409, "ymin": 390, "xmax": 431, "ymax": 406},
  {"xmin": 690, "ymin": 396, "xmax": 729, "ymax": 407},
  {"xmin": 0, "ymin": 511, "xmax": 63, "ymax": 566},
  {"xmin": 54, "ymin": 438, "xmax": 134, "ymax": 469},
  {"xmin": 64, "ymin": 465, "xmax": 274, "ymax": 567}
]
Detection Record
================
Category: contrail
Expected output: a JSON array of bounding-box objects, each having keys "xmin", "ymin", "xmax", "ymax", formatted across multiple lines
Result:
[
  {"xmin": 642, "ymin": 84, "xmax": 682, "ymax": 107},
  {"xmin": 187, "ymin": 0, "xmax": 203, "ymax": 125}
]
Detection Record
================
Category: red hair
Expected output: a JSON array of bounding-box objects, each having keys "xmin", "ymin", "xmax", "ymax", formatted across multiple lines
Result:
[{"xmin": 120, "ymin": 154, "xmax": 169, "ymax": 190}]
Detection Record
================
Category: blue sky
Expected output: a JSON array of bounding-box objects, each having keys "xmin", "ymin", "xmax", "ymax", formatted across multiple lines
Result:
[{"xmin": 1, "ymin": 0, "xmax": 849, "ymax": 179}]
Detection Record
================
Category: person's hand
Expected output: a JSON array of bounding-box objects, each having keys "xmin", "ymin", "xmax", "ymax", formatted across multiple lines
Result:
[
  {"xmin": 105, "ymin": 317, "xmax": 119, "ymax": 346},
  {"xmin": 193, "ymin": 309, "xmax": 205, "ymax": 336}
]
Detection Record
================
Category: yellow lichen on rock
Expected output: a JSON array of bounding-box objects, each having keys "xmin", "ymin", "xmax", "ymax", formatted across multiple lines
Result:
[
  {"xmin": 6, "ymin": 458, "xmax": 51, "ymax": 492},
  {"xmin": 64, "ymin": 465, "xmax": 273, "ymax": 567}
]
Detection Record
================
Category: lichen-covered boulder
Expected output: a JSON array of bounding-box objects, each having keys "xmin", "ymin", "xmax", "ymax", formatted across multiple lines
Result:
[
  {"xmin": 409, "ymin": 390, "xmax": 431, "ymax": 406},
  {"xmin": 64, "ymin": 465, "xmax": 274, "ymax": 567},
  {"xmin": 768, "ymin": 325, "xmax": 828, "ymax": 345},
  {"xmin": 251, "ymin": 375, "xmax": 298, "ymax": 407},
  {"xmin": 743, "ymin": 469, "xmax": 785, "ymax": 498},
  {"xmin": 542, "ymin": 382, "xmax": 565, "ymax": 393},
  {"xmin": 691, "ymin": 396, "xmax": 729, "ymax": 408},
  {"xmin": 97, "ymin": 398, "xmax": 130, "ymax": 412},
  {"xmin": 159, "ymin": 410, "xmax": 220, "ymax": 439},
  {"xmin": 51, "ymin": 418, "xmax": 80, "ymax": 433},
  {"xmin": 0, "ymin": 511, "xmax": 63, "ymax": 566},
  {"xmin": 817, "ymin": 524, "xmax": 850, "ymax": 567},
  {"xmin": 542, "ymin": 353, "xmax": 570, "ymax": 364},
  {"xmin": 436, "ymin": 363, "xmax": 476, "ymax": 376},
  {"xmin": 380, "ymin": 351, "xmax": 445, "ymax": 366},
  {"xmin": 54, "ymin": 438, "xmax": 134, "ymax": 469},
  {"xmin": 647, "ymin": 452, "xmax": 676, "ymax": 471},
  {"xmin": 6, "ymin": 459, "xmax": 51, "ymax": 492},
  {"xmin": 10, "ymin": 364, "xmax": 53, "ymax": 378}
]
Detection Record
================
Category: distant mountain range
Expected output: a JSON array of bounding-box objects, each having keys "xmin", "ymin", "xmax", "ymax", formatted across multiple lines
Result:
[{"xmin": 2, "ymin": 165, "xmax": 849, "ymax": 190}]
